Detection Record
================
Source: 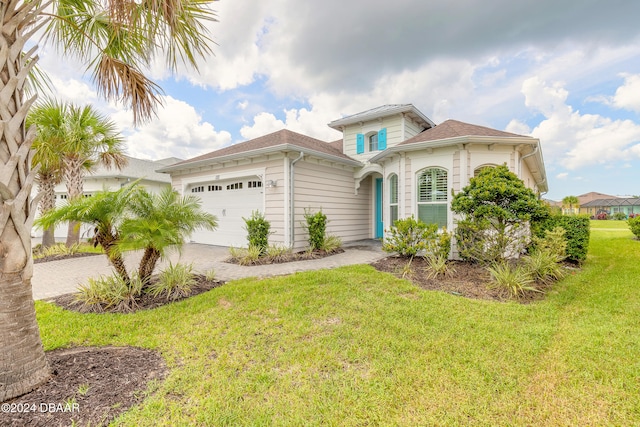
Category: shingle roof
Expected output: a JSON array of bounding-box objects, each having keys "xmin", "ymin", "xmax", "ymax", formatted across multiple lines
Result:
[
  {"xmin": 88, "ymin": 156, "xmax": 171, "ymax": 183},
  {"xmin": 168, "ymin": 129, "xmax": 354, "ymax": 168},
  {"xmin": 399, "ymin": 119, "xmax": 529, "ymax": 145},
  {"xmin": 581, "ymin": 198, "xmax": 640, "ymax": 207}
]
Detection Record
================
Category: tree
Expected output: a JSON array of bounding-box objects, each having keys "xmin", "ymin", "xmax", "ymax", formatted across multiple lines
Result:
[
  {"xmin": 27, "ymin": 101, "xmax": 66, "ymax": 248},
  {"xmin": 1, "ymin": 0, "xmax": 216, "ymax": 401},
  {"xmin": 562, "ymin": 195, "xmax": 580, "ymax": 215},
  {"xmin": 36, "ymin": 182, "xmax": 140, "ymax": 283},
  {"xmin": 118, "ymin": 187, "xmax": 218, "ymax": 284},
  {"xmin": 59, "ymin": 102, "xmax": 127, "ymax": 246},
  {"xmin": 451, "ymin": 164, "xmax": 549, "ymax": 263}
]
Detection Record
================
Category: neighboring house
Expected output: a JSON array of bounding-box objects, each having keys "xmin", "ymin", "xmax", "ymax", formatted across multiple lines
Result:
[
  {"xmin": 581, "ymin": 198, "xmax": 640, "ymax": 218},
  {"xmin": 32, "ymin": 156, "xmax": 178, "ymax": 239},
  {"xmin": 158, "ymin": 104, "xmax": 547, "ymax": 250}
]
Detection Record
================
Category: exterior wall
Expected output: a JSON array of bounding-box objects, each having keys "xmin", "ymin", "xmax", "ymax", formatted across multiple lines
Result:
[
  {"xmin": 341, "ymin": 114, "xmax": 413, "ymax": 161},
  {"xmin": 292, "ymin": 157, "xmax": 370, "ymax": 248},
  {"xmin": 169, "ymin": 155, "xmax": 286, "ymax": 245},
  {"xmin": 403, "ymin": 114, "xmax": 426, "ymax": 140}
]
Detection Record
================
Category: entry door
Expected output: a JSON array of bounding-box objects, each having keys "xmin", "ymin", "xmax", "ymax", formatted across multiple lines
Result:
[{"xmin": 375, "ymin": 178, "xmax": 383, "ymax": 238}]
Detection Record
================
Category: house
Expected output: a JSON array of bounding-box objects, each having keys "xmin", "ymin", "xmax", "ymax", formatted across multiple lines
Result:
[
  {"xmin": 158, "ymin": 104, "xmax": 547, "ymax": 249},
  {"xmin": 580, "ymin": 197, "xmax": 640, "ymax": 218},
  {"xmin": 33, "ymin": 156, "xmax": 178, "ymax": 239}
]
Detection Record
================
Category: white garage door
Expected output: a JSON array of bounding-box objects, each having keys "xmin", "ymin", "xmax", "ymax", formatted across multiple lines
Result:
[{"xmin": 189, "ymin": 178, "xmax": 264, "ymax": 247}]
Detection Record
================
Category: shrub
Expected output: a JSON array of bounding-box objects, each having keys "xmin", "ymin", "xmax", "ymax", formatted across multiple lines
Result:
[
  {"xmin": 628, "ymin": 216, "xmax": 640, "ymax": 239},
  {"xmin": 424, "ymin": 253, "xmax": 455, "ymax": 279},
  {"xmin": 612, "ymin": 212, "xmax": 627, "ymax": 220},
  {"xmin": 383, "ymin": 216, "xmax": 438, "ymax": 257},
  {"xmin": 243, "ymin": 210, "xmax": 271, "ymax": 254},
  {"xmin": 596, "ymin": 212, "xmax": 608, "ymax": 220},
  {"xmin": 75, "ymin": 274, "xmax": 144, "ymax": 312},
  {"xmin": 321, "ymin": 234, "xmax": 342, "ymax": 252},
  {"xmin": 532, "ymin": 227, "xmax": 567, "ymax": 260},
  {"xmin": 486, "ymin": 262, "xmax": 539, "ymax": 298},
  {"xmin": 304, "ymin": 209, "xmax": 328, "ymax": 250},
  {"xmin": 265, "ymin": 244, "xmax": 292, "ymax": 262},
  {"xmin": 148, "ymin": 262, "xmax": 197, "ymax": 300},
  {"xmin": 522, "ymin": 250, "xmax": 566, "ymax": 285},
  {"xmin": 537, "ymin": 214, "xmax": 590, "ymax": 263},
  {"xmin": 455, "ymin": 219, "xmax": 529, "ymax": 264},
  {"xmin": 228, "ymin": 245, "xmax": 263, "ymax": 265}
]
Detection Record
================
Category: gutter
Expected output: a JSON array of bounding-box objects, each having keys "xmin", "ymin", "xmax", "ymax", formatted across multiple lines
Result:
[
  {"xmin": 289, "ymin": 152, "xmax": 304, "ymax": 247},
  {"xmin": 519, "ymin": 145, "xmax": 548, "ymax": 194}
]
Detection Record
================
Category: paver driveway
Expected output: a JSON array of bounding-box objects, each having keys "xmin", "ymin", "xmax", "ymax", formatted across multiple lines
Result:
[{"xmin": 32, "ymin": 241, "xmax": 386, "ymax": 300}]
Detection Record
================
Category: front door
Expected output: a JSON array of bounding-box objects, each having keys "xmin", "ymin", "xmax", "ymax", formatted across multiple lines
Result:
[{"xmin": 375, "ymin": 178, "xmax": 383, "ymax": 238}]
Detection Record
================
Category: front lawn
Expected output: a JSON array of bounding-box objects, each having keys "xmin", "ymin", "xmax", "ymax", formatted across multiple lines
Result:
[{"xmin": 34, "ymin": 222, "xmax": 640, "ymax": 425}]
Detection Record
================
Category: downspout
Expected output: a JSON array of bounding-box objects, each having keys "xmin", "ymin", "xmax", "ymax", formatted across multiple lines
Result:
[
  {"xmin": 519, "ymin": 145, "xmax": 544, "ymax": 194},
  {"xmin": 289, "ymin": 152, "xmax": 304, "ymax": 247}
]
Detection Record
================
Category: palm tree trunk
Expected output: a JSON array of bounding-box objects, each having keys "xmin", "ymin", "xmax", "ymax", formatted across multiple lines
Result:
[
  {"xmin": 64, "ymin": 157, "xmax": 84, "ymax": 247},
  {"xmin": 95, "ymin": 231, "xmax": 130, "ymax": 284},
  {"xmin": 1, "ymin": 0, "xmax": 51, "ymax": 401},
  {"xmin": 139, "ymin": 247, "xmax": 161, "ymax": 285},
  {"xmin": 38, "ymin": 173, "xmax": 56, "ymax": 248}
]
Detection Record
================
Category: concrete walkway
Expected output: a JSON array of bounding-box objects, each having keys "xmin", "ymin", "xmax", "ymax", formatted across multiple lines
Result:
[{"xmin": 32, "ymin": 241, "xmax": 386, "ymax": 300}]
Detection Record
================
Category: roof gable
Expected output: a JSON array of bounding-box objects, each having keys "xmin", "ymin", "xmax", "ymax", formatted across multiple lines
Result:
[
  {"xmin": 167, "ymin": 129, "xmax": 354, "ymax": 169},
  {"xmin": 328, "ymin": 104, "xmax": 434, "ymax": 130},
  {"xmin": 400, "ymin": 119, "xmax": 529, "ymax": 145}
]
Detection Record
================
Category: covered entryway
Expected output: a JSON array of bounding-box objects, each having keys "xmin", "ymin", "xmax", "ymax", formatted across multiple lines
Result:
[{"xmin": 188, "ymin": 177, "xmax": 264, "ymax": 247}]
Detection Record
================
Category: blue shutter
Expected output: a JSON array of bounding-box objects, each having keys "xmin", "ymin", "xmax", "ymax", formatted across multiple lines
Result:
[
  {"xmin": 378, "ymin": 128, "xmax": 387, "ymax": 150},
  {"xmin": 356, "ymin": 133, "xmax": 364, "ymax": 154}
]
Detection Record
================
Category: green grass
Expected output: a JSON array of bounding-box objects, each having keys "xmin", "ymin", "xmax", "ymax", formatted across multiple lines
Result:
[{"xmin": 35, "ymin": 221, "xmax": 640, "ymax": 425}]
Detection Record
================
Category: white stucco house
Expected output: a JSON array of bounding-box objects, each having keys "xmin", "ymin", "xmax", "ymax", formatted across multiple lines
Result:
[
  {"xmin": 33, "ymin": 156, "xmax": 179, "ymax": 239},
  {"xmin": 158, "ymin": 104, "xmax": 547, "ymax": 249}
]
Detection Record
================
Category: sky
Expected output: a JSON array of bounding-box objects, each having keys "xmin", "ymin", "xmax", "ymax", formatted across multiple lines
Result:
[{"xmin": 36, "ymin": 0, "xmax": 640, "ymax": 201}]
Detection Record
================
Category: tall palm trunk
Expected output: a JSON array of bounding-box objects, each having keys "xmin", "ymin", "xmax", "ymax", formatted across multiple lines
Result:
[
  {"xmin": 37, "ymin": 172, "xmax": 57, "ymax": 248},
  {"xmin": 0, "ymin": 0, "xmax": 51, "ymax": 401},
  {"xmin": 63, "ymin": 156, "xmax": 84, "ymax": 247}
]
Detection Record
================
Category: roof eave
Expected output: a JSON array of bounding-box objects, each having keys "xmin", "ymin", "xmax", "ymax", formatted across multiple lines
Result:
[
  {"xmin": 368, "ymin": 135, "xmax": 548, "ymax": 192},
  {"xmin": 157, "ymin": 144, "xmax": 362, "ymax": 174},
  {"xmin": 328, "ymin": 105, "xmax": 434, "ymax": 130}
]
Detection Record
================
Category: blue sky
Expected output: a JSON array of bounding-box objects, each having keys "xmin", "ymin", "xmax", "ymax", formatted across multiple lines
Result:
[{"xmin": 38, "ymin": 0, "xmax": 640, "ymax": 201}]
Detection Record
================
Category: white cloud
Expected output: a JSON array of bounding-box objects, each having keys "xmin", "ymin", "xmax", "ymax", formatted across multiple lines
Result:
[
  {"xmin": 111, "ymin": 96, "xmax": 232, "ymax": 160},
  {"xmin": 556, "ymin": 172, "xmax": 569, "ymax": 179},
  {"xmin": 522, "ymin": 77, "xmax": 640, "ymax": 170},
  {"xmin": 612, "ymin": 73, "xmax": 640, "ymax": 113}
]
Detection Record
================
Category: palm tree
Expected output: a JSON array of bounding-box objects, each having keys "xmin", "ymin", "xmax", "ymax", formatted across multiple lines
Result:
[
  {"xmin": 562, "ymin": 195, "xmax": 580, "ymax": 215},
  {"xmin": 1, "ymin": 0, "xmax": 216, "ymax": 401},
  {"xmin": 27, "ymin": 102, "xmax": 67, "ymax": 248},
  {"xmin": 118, "ymin": 187, "xmax": 218, "ymax": 284},
  {"xmin": 61, "ymin": 103, "xmax": 128, "ymax": 246},
  {"xmin": 36, "ymin": 183, "xmax": 140, "ymax": 283}
]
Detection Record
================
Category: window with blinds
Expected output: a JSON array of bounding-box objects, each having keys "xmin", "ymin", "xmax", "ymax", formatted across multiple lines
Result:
[
  {"xmin": 389, "ymin": 174, "xmax": 398, "ymax": 225},
  {"xmin": 417, "ymin": 168, "xmax": 448, "ymax": 228}
]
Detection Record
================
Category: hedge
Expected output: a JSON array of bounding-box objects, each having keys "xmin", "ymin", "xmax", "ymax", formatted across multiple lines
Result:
[{"xmin": 536, "ymin": 214, "xmax": 590, "ymax": 263}]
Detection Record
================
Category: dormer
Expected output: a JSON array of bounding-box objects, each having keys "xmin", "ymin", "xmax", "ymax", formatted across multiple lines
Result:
[{"xmin": 328, "ymin": 104, "xmax": 435, "ymax": 160}]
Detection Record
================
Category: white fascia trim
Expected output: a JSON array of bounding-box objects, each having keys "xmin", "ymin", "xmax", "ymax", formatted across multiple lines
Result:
[{"xmin": 158, "ymin": 144, "xmax": 361, "ymax": 174}]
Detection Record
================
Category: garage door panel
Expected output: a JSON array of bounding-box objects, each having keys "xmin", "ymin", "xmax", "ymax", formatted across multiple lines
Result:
[{"xmin": 189, "ymin": 179, "xmax": 263, "ymax": 247}]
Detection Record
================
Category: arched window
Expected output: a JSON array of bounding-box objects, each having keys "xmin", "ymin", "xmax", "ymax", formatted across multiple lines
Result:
[
  {"xmin": 389, "ymin": 174, "xmax": 398, "ymax": 225},
  {"xmin": 473, "ymin": 164, "xmax": 496, "ymax": 178},
  {"xmin": 369, "ymin": 133, "xmax": 378, "ymax": 151},
  {"xmin": 417, "ymin": 168, "xmax": 448, "ymax": 228}
]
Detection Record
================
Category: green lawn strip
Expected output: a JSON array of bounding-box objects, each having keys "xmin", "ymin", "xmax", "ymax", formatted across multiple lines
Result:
[
  {"xmin": 34, "ymin": 223, "xmax": 640, "ymax": 425},
  {"xmin": 502, "ymin": 224, "xmax": 640, "ymax": 425}
]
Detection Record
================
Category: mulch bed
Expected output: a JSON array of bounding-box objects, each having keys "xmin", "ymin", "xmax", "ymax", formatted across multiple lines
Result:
[
  {"xmin": 3, "ymin": 346, "xmax": 167, "ymax": 427},
  {"xmin": 371, "ymin": 256, "xmax": 556, "ymax": 303},
  {"xmin": 50, "ymin": 275, "xmax": 225, "ymax": 314},
  {"xmin": 226, "ymin": 247, "xmax": 344, "ymax": 265}
]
